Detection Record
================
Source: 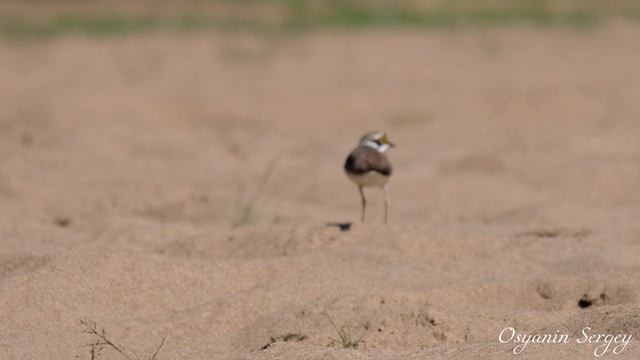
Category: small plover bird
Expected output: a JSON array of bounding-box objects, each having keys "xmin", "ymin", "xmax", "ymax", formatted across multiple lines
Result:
[{"xmin": 344, "ymin": 131, "xmax": 395, "ymax": 223}]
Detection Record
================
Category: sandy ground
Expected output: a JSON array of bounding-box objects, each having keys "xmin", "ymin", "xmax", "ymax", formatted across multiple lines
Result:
[{"xmin": 1, "ymin": 23, "xmax": 640, "ymax": 359}]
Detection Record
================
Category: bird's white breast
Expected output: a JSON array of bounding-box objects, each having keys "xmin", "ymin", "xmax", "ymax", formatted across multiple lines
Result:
[{"xmin": 347, "ymin": 171, "xmax": 390, "ymax": 187}]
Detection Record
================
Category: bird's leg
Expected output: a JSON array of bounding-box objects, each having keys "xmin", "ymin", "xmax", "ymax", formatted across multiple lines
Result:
[
  {"xmin": 383, "ymin": 185, "xmax": 389, "ymax": 224},
  {"xmin": 358, "ymin": 185, "xmax": 366, "ymax": 223}
]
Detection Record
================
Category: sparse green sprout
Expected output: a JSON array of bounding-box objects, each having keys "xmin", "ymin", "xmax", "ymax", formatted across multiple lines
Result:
[
  {"xmin": 325, "ymin": 314, "xmax": 365, "ymax": 349},
  {"xmin": 233, "ymin": 160, "xmax": 276, "ymax": 228}
]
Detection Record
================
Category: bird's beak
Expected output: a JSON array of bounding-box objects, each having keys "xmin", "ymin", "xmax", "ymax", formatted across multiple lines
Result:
[{"xmin": 389, "ymin": 141, "xmax": 396, "ymax": 148}]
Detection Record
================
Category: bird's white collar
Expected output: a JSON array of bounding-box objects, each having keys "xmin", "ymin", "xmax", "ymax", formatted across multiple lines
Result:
[{"xmin": 362, "ymin": 140, "xmax": 389, "ymax": 153}]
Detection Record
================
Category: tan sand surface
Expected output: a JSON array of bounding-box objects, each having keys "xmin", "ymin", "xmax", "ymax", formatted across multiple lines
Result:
[{"xmin": 1, "ymin": 24, "xmax": 640, "ymax": 359}]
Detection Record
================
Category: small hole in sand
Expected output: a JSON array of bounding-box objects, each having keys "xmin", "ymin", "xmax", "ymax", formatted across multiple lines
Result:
[
  {"xmin": 20, "ymin": 133, "xmax": 34, "ymax": 146},
  {"xmin": 53, "ymin": 217, "xmax": 72, "ymax": 228},
  {"xmin": 578, "ymin": 295, "xmax": 593, "ymax": 308}
]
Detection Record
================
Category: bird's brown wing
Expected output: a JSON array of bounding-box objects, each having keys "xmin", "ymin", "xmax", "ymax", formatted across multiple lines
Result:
[{"xmin": 344, "ymin": 145, "xmax": 392, "ymax": 176}]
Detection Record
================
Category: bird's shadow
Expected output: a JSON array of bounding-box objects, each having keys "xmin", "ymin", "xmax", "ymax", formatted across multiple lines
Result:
[{"xmin": 325, "ymin": 222, "xmax": 353, "ymax": 232}]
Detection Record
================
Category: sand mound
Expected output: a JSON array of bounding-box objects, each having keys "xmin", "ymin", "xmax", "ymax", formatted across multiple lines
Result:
[{"xmin": 2, "ymin": 223, "xmax": 639, "ymax": 359}]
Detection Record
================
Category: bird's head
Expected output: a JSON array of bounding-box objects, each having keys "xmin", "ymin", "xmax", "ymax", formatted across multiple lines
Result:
[{"xmin": 359, "ymin": 131, "xmax": 396, "ymax": 153}]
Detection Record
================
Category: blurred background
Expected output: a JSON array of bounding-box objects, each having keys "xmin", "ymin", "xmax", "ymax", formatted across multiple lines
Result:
[
  {"xmin": 2, "ymin": 0, "xmax": 640, "ymax": 37},
  {"xmin": 1, "ymin": 0, "xmax": 640, "ymax": 251}
]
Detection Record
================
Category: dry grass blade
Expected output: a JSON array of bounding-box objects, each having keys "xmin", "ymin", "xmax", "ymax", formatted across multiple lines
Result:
[
  {"xmin": 80, "ymin": 319, "xmax": 133, "ymax": 360},
  {"xmin": 79, "ymin": 319, "xmax": 166, "ymax": 360},
  {"xmin": 88, "ymin": 338, "xmax": 104, "ymax": 360},
  {"xmin": 149, "ymin": 336, "xmax": 166, "ymax": 360}
]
